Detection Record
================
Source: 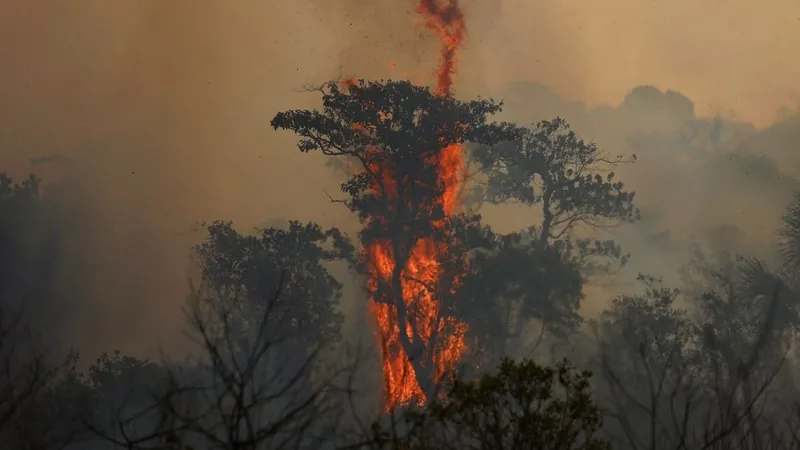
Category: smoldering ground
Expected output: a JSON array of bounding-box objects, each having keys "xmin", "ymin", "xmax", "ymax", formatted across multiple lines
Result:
[{"xmin": 0, "ymin": 0, "xmax": 798, "ymax": 359}]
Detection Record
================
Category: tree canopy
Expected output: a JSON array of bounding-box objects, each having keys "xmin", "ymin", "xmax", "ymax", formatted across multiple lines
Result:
[
  {"xmin": 193, "ymin": 220, "xmax": 352, "ymax": 356},
  {"xmin": 271, "ymin": 80, "xmax": 601, "ymax": 398}
]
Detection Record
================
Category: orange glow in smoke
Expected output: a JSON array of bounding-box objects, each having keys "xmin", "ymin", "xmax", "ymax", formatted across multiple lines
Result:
[
  {"xmin": 416, "ymin": 0, "xmax": 466, "ymax": 96},
  {"xmin": 350, "ymin": 0, "xmax": 470, "ymax": 410}
]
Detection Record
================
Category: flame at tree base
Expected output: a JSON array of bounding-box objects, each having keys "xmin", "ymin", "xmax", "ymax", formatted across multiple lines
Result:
[{"xmin": 367, "ymin": 141, "xmax": 468, "ymax": 409}]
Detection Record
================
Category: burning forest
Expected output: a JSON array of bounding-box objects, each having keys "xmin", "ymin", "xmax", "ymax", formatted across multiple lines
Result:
[{"xmin": 5, "ymin": 0, "xmax": 800, "ymax": 448}]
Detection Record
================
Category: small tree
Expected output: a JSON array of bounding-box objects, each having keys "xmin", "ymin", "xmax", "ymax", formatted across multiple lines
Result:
[
  {"xmin": 373, "ymin": 358, "xmax": 610, "ymax": 450},
  {"xmin": 193, "ymin": 220, "xmax": 352, "ymax": 368},
  {"xmin": 84, "ymin": 222, "xmax": 361, "ymax": 449},
  {"xmin": 683, "ymin": 249, "xmax": 798, "ymax": 450},
  {"xmin": 594, "ymin": 275, "xmax": 701, "ymax": 450},
  {"xmin": 87, "ymin": 277, "xmax": 363, "ymax": 449},
  {"xmin": 82, "ymin": 351, "xmax": 175, "ymax": 449}
]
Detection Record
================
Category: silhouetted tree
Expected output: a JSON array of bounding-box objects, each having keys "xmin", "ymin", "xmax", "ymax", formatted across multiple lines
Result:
[
  {"xmin": 453, "ymin": 118, "xmax": 638, "ymax": 360},
  {"xmin": 193, "ymin": 220, "xmax": 352, "ymax": 364},
  {"xmin": 453, "ymin": 225, "xmax": 584, "ymax": 363},
  {"xmin": 593, "ymin": 275, "xmax": 702, "ymax": 450},
  {"xmin": 372, "ymin": 358, "xmax": 610, "ymax": 450},
  {"xmin": 595, "ymin": 271, "xmax": 790, "ymax": 450},
  {"xmin": 87, "ymin": 274, "xmax": 364, "ymax": 450},
  {"xmin": 82, "ymin": 351, "xmax": 174, "ymax": 449},
  {"xmin": 0, "ymin": 173, "xmax": 62, "ymax": 328},
  {"xmin": 471, "ymin": 117, "xmax": 637, "ymax": 270},
  {"xmin": 678, "ymin": 188, "xmax": 800, "ymax": 447},
  {"xmin": 678, "ymin": 208, "xmax": 800, "ymax": 449}
]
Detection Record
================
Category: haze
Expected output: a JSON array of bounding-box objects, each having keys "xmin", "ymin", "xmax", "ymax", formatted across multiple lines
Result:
[{"xmin": 0, "ymin": 0, "xmax": 797, "ymax": 359}]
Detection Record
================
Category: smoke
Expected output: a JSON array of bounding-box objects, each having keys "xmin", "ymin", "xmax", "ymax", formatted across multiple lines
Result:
[
  {"xmin": 0, "ymin": 0, "xmax": 354, "ymax": 358},
  {"xmin": 1, "ymin": 0, "xmax": 799, "ymax": 357},
  {"xmin": 474, "ymin": 0, "xmax": 800, "ymax": 127}
]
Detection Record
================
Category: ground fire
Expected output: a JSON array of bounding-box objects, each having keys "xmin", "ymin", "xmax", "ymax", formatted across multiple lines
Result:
[{"xmin": 345, "ymin": 0, "xmax": 471, "ymax": 410}]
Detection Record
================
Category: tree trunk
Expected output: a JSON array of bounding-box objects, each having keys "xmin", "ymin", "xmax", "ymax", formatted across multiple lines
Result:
[{"xmin": 390, "ymin": 249, "xmax": 438, "ymax": 401}]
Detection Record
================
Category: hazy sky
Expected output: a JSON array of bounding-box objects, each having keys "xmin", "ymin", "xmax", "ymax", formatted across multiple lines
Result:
[
  {"xmin": 473, "ymin": 0, "xmax": 800, "ymax": 127},
  {"xmin": 0, "ymin": 0, "xmax": 798, "ymax": 357}
]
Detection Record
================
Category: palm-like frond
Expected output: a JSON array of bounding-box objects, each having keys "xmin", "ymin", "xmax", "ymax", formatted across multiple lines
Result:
[{"xmin": 737, "ymin": 256, "xmax": 782, "ymax": 299}]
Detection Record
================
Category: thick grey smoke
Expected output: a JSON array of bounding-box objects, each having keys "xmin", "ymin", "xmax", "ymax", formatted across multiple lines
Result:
[{"xmin": 0, "ymin": 0, "xmax": 798, "ymax": 358}]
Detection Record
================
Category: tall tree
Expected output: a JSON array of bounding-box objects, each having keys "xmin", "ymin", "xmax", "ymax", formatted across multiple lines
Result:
[
  {"xmin": 454, "ymin": 118, "xmax": 640, "ymax": 359},
  {"xmin": 470, "ymin": 117, "xmax": 638, "ymax": 274},
  {"xmin": 271, "ymin": 80, "xmax": 610, "ymax": 403},
  {"xmin": 272, "ymin": 79, "xmax": 517, "ymax": 400}
]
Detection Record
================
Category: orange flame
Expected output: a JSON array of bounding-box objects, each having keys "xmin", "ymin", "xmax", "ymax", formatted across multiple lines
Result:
[
  {"xmin": 340, "ymin": 77, "xmax": 358, "ymax": 90},
  {"xmin": 416, "ymin": 0, "xmax": 466, "ymax": 95},
  {"xmin": 366, "ymin": 138, "xmax": 468, "ymax": 408},
  {"xmin": 350, "ymin": 0, "xmax": 470, "ymax": 410}
]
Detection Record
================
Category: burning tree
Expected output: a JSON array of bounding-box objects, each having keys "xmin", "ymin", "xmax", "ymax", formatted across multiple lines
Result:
[
  {"xmin": 271, "ymin": 79, "xmax": 516, "ymax": 409},
  {"xmin": 273, "ymin": 0, "xmax": 604, "ymax": 414},
  {"xmin": 271, "ymin": 0, "xmax": 490, "ymax": 411}
]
